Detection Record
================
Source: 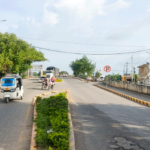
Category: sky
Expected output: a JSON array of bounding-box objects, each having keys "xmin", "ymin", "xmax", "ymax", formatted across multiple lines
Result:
[{"xmin": 1, "ymin": 0, "xmax": 150, "ymax": 75}]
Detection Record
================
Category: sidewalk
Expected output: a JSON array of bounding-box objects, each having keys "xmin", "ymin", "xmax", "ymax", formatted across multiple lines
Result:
[{"xmin": 97, "ymin": 82, "xmax": 150, "ymax": 103}]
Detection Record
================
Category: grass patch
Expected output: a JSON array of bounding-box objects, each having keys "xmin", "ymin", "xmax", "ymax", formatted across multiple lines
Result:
[
  {"xmin": 35, "ymin": 93, "xmax": 70, "ymax": 150},
  {"xmin": 56, "ymin": 79, "xmax": 63, "ymax": 82}
]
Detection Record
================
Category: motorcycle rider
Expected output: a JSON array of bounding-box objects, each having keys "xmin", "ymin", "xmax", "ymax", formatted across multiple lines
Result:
[
  {"xmin": 50, "ymin": 76, "xmax": 56, "ymax": 83},
  {"xmin": 44, "ymin": 77, "xmax": 48, "ymax": 86}
]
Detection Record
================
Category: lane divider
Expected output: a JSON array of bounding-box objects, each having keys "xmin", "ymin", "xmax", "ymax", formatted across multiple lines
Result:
[
  {"xmin": 30, "ymin": 89, "xmax": 75, "ymax": 150},
  {"xmin": 94, "ymin": 84, "xmax": 150, "ymax": 107}
]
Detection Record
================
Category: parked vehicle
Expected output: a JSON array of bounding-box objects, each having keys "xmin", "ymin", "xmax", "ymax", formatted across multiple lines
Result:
[
  {"xmin": 39, "ymin": 76, "xmax": 46, "ymax": 83},
  {"xmin": 97, "ymin": 75, "xmax": 105, "ymax": 82},
  {"xmin": 63, "ymin": 73, "xmax": 67, "ymax": 77},
  {"xmin": 1, "ymin": 74, "xmax": 24, "ymax": 103}
]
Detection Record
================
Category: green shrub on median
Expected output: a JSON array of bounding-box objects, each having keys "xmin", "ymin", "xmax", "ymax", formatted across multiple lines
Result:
[
  {"xmin": 56, "ymin": 79, "xmax": 63, "ymax": 82},
  {"xmin": 35, "ymin": 93, "xmax": 70, "ymax": 150}
]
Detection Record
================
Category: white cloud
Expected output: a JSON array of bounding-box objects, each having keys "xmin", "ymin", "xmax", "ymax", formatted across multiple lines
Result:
[
  {"xmin": 31, "ymin": 18, "xmax": 41, "ymax": 27},
  {"xmin": 43, "ymin": 3, "xmax": 59, "ymax": 25},
  {"xmin": 54, "ymin": 0, "xmax": 106, "ymax": 20},
  {"xmin": 27, "ymin": 17, "xmax": 30, "ymax": 21},
  {"xmin": 12, "ymin": 24, "xmax": 18, "ymax": 28},
  {"xmin": 106, "ymin": 0, "xmax": 131, "ymax": 11},
  {"xmin": 147, "ymin": 6, "xmax": 150, "ymax": 12},
  {"xmin": 53, "ymin": 0, "xmax": 131, "ymax": 20}
]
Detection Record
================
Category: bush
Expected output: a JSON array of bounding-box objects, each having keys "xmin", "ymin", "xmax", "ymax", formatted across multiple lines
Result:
[
  {"xmin": 35, "ymin": 93, "xmax": 70, "ymax": 150},
  {"xmin": 56, "ymin": 79, "xmax": 62, "ymax": 82}
]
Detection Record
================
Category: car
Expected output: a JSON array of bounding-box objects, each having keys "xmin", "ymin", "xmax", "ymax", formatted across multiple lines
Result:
[{"xmin": 39, "ymin": 76, "xmax": 45, "ymax": 82}]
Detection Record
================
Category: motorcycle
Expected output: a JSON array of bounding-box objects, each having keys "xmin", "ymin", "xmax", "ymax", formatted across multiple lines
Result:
[
  {"xmin": 49, "ymin": 81, "xmax": 55, "ymax": 89},
  {"xmin": 41, "ymin": 81, "xmax": 50, "ymax": 90}
]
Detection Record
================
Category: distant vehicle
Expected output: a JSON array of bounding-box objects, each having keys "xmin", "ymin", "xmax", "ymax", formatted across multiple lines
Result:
[
  {"xmin": 63, "ymin": 73, "xmax": 67, "ymax": 77},
  {"xmin": 46, "ymin": 66, "xmax": 59, "ymax": 78},
  {"xmin": 39, "ymin": 76, "xmax": 45, "ymax": 83},
  {"xmin": 97, "ymin": 75, "xmax": 105, "ymax": 82}
]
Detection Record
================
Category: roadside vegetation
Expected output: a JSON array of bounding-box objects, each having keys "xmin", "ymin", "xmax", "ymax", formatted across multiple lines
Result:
[
  {"xmin": 35, "ymin": 93, "xmax": 70, "ymax": 150},
  {"xmin": 105, "ymin": 74, "xmax": 122, "ymax": 82},
  {"xmin": 56, "ymin": 79, "xmax": 63, "ymax": 82},
  {"xmin": 69, "ymin": 55, "xmax": 95, "ymax": 77},
  {"xmin": 0, "ymin": 33, "xmax": 46, "ymax": 78}
]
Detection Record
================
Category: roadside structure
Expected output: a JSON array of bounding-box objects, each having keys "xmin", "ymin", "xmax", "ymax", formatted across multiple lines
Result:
[{"xmin": 138, "ymin": 63, "xmax": 150, "ymax": 86}]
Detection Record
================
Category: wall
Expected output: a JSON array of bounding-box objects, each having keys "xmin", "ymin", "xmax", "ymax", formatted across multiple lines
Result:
[{"xmin": 103, "ymin": 81, "xmax": 150, "ymax": 95}]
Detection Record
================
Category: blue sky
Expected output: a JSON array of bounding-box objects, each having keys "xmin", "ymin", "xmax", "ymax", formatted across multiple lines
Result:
[{"xmin": 1, "ymin": 0, "xmax": 150, "ymax": 75}]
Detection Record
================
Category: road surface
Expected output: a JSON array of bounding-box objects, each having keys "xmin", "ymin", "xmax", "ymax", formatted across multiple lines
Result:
[{"xmin": 0, "ymin": 77, "xmax": 150, "ymax": 150}]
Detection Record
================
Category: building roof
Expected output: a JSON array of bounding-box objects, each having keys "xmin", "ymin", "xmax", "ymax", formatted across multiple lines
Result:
[{"xmin": 137, "ymin": 64, "xmax": 148, "ymax": 68}]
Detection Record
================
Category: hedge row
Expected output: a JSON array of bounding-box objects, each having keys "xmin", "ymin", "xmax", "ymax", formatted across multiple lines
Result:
[{"xmin": 35, "ymin": 93, "xmax": 70, "ymax": 150}]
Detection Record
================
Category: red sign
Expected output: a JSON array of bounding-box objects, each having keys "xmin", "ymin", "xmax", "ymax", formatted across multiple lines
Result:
[{"xmin": 104, "ymin": 65, "xmax": 111, "ymax": 73}]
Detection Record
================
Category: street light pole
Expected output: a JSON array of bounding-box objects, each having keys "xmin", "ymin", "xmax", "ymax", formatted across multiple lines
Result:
[{"xmin": 131, "ymin": 55, "xmax": 133, "ymax": 82}]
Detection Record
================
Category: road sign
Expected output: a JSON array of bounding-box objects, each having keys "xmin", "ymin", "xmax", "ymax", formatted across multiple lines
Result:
[
  {"xmin": 104, "ymin": 65, "xmax": 111, "ymax": 73},
  {"xmin": 85, "ymin": 72, "xmax": 87, "ymax": 76}
]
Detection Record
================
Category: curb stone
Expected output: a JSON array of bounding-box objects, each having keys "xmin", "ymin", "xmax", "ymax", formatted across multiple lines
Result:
[
  {"xmin": 30, "ymin": 89, "xmax": 75, "ymax": 150},
  {"xmin": 94, "ymin": 84, "xmax": 150, "ymax": 107}
]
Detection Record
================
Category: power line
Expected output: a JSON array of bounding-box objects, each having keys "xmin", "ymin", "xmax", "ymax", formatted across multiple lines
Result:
[
  {"xmin": 0, "ymin": 38, "xmax": 150, "ymax": 55},
  {"xmin": 20, "ymin": 37, "xmax": 148, "ymax": 48},
  {"xmin": 32, "ymin": 46, "xmax": 150, "ymax": 55}
]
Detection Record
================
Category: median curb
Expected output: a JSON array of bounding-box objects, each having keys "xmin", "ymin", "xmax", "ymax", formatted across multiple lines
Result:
[
  {"xmin": 94, "ymin": 84, "xmax": 150, "ymax": 107},
  {"xmin": 66, "ymin": 90, "xmax": 76, "ymax": 150},
  {"xmin": 73, "ymin": 77, "xmax": 86, "ymax": 82},
  {"xmin": 30, "ymin": 89, "xmax": 75, "ymax": 150}
]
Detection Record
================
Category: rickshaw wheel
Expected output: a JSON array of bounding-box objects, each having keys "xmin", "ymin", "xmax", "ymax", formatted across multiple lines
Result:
[{"xmin": 5, "ymin": 98, "xmax": 9, "ymax": 103}]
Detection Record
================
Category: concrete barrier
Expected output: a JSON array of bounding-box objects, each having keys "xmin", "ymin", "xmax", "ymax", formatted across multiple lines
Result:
[
  {"xmin": 103, "ymin": 81, "xmax": 150, "ymax": 95},
  {"xmin": 94, "ymin": 84, "xmax": 150, "ymax": 108}
]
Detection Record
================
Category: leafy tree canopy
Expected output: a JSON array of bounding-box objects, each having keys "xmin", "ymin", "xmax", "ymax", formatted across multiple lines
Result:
[
  {"xmin": 60, "ymin": 71, "xmax": 69, "ymax": 75},
  {"xmin": 95, "ymin": 71, "xmax": 102, "ymax": 78},
  {"xmin": 69, "ymin": 55, "xmax": 96, "ymax": 76},
  {"xmin": 0, "ymin": 33, "xmax": 46, "ymax": 75}
]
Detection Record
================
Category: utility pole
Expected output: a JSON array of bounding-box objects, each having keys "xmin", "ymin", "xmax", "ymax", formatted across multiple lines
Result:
[
  {"xmin": 131, "ymin": 55, "xmax": 133, "ymax": 82},
  {"xmin": 126, "ymin": 62, "xmax": 128, "ymax": 81}
]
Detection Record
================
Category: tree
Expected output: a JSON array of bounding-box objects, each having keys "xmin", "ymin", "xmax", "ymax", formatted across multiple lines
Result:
[
  {"xmin": 95, "ymin": 71, "xmax": 102, "ymax": 78},
  {"xmin": 134, "ymin": 74, "xmax": 138, "ymax": 83},
  {"xmin": 43, "ymin": 71, "xmax": 46, "ymax": 75},
  {"xmin": 37, "ymin": 71, "xmax": 41, "ymax": 76},
  {"xmin": 0, "ymin": 33, "xmax": 46, "ymax": 75},
  {"xmin": 33, "ymin": 72, "xmax": 38, "ymax": 76},
  {"xmin": 60, "ymin": 71, "xmax": 69, "ymax": 75},
  {"xmin": 69, "ymin": 56, "xmax": 96, "ymax": 76}
]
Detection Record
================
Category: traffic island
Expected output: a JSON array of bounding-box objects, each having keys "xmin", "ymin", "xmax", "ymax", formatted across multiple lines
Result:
[
  {"xmin": 30, "ymin": 90, "xmax": 75, "ymax": 150},
  {"xmin": 94, "ymin": 84, "xmax": 150, "ymax": 107},
  {"xmin": 56, "ymin": 79, "xmax": 63, "ymax": 82}
]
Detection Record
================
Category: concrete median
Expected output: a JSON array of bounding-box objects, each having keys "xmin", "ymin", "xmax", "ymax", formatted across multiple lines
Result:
[{"xmin": 30, "ymin": 89, "xmax": 75, "ymax": 150}]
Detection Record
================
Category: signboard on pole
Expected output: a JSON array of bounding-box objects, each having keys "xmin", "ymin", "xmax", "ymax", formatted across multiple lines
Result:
[
  {"xmin": 104, "ymin": 65, "xmax": 111, "ymax": 73},
  {"xmin": 85, "ymin": 72, "xmax": 87, "ymax": 76}
]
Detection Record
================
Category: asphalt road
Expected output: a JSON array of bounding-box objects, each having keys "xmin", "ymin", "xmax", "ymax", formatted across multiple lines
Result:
[
  {"xmin": 0, "ymin": 79, "xmax": 54, "ymax": 150},
  {"xmin": 0, "ymin": 77, "xmax": 150, "ymax": 150}
]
